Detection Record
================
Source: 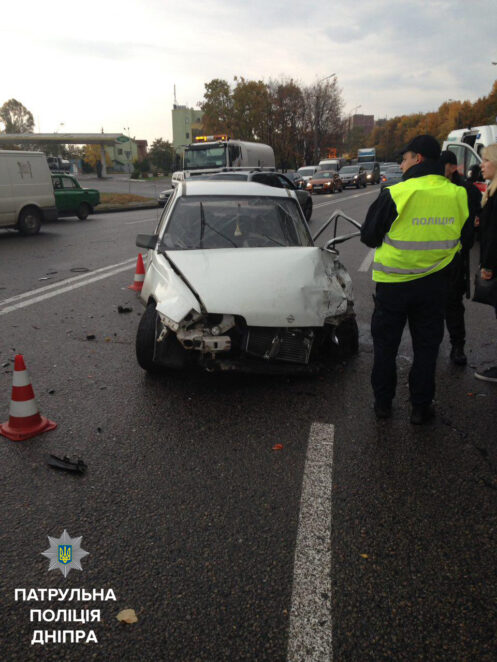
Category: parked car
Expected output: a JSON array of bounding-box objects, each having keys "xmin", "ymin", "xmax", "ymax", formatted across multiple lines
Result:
[
  {"xmin": 306, "ymin": 171, "xmax": 343, "ymax": 194},
  {"xmin": 361, "ymin": 161, "xmax": 380, "ymax": 184},
  {"xmin": 204, "ymin": 170, "xmax": 313, "ymax": 221},
  {"xmin": 158, "ymin": 189, "xmax": 174, "ymax": 207},
  {"xmin": 338, "ymin": 165, "xmax": 367, "ymax": 188},
  {"xmin": 135, "ymin": 181, "xmax": 358, "ymax": 374},
  {"xmin": 379, "ymin": 166, "xmax": 403, "ymax": 190},
  {"xmin": 52, "ymin": 175, "xmax": 100, "ymax": 219},
  {"xmin": 0, "ymin": 150, "xmax": 57, "ymax": 235}
]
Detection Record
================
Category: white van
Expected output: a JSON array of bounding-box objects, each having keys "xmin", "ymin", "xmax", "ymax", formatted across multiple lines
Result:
[
  {"xmin": 318, "ymin": 158, "xmax": 346, "ymax": 171},
  {"xmin": 446, "ymin": 124, "xmax": 497, "ymax": 158},
  {"xmin": 0, "ymin": 151, "xmax": 57, "ymax": 235},
  {"xmin": 297, "ymin": 165, "xmax": 320, "ymax": 184}
]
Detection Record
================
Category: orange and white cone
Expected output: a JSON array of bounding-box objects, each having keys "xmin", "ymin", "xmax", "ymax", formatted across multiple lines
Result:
[
  {"xmin": 128, "ymin": 253, "xmax": 145, "ymax": 292},
  {"xmin": 0, "ymin": 355, "xmax": 57, "ymax": 442}
]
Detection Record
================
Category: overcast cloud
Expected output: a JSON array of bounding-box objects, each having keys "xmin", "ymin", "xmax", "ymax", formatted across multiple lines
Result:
[{"xmin": 1, "ymin": 0, "xmax": 495, "ymax": 143}]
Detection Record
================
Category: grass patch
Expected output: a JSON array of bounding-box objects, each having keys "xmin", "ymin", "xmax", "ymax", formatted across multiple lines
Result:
[{"xmin": 100, "ymin": 193, "xmax": 155, "ymax": 205}]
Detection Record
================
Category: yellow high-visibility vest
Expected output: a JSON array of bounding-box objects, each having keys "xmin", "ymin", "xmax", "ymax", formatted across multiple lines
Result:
[{"xmin": 372, "ymin": 175, "xmax": 469, "ymax": 283}]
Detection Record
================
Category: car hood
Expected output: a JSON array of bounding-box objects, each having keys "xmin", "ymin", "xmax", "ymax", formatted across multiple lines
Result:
[
  {"xmin": 163, "ymin": 247, "xmax": 351, "ymax": 327},
  {"xmin": 311, "ymin": 178, "xmax": 332, "ymax": 184}
]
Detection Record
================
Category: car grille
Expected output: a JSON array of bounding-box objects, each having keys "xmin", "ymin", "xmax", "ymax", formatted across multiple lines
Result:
[{"xmin": 243, "ymin": 328, "xmax": 314, "ymax": 364}]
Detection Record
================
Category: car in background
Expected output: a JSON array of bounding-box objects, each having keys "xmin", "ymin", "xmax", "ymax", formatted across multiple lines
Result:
[
  {"xmin": 135, "ymin": 180, "xmax": 358, "ymax": 375},
  {"xmin": 306, "ymin": 170, "xmax": 343, "ymax": 194},
  {"xmin": 379, "ymin": 166, "xmax": 403, "ymax": 190},
  {"xmin": 361, "ymin": 161, "xmax": 380, "ymax": 184},
  {"xmin": 284, "ymin": 171, "xmax": 306, "ymax": 189},
  {"xmin": 51, "ymin": 174, "xmax": 100, "ymax": 219},
  {"xmin": 297, "ymin": 165, "xmax": 320, "ymax": 185},
  {"xmin": 205, "ymin": 170, "xmax": 313, "ymax": 221},
  {"xmin": 339, "ymin": 165, "xmax": 367, "ymax": 189},
  {"xmin": 171, "ymin": 171, "xmax": 185, "ymax": 188}
]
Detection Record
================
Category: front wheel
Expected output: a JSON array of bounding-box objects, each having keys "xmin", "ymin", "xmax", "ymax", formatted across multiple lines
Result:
[
  {"xmin": 136, "ymin": 303, "xmax": 160, "ymax": 372},
  {"xmin": 17, "ymin": 207, "xmax": 42, "ymax": 235},
  {"xmin": 77, "ymin": 203, "xmax": 91, "ymax": 220},
  {"xmin": 335, "ymin": 317, "xmax": 359, "ymax": 355}
]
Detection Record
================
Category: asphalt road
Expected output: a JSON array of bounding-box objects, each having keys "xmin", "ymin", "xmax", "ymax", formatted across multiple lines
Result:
[{"xmin": 0, "ymin": 185, "xmax": 496, "ymax": 661}]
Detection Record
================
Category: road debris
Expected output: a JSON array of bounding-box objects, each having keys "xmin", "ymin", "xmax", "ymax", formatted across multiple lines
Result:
[
  {"xmin": 47, "ymin": 454, "xmax": 87, "ymax": 475},
  {"xmin": 86, "ymin": 334, "xmax": 96, "ymax": 341},
  {"xmin": 117, "ymin": 609, "xmax": 138, "ymax": 624},
  {"xmin": 118, "ymin": 305, "xmax": 133, "ymax": 314},
  {"xmin": 272, "ymin": 444, "xmax": 284, "ymax": 451}
]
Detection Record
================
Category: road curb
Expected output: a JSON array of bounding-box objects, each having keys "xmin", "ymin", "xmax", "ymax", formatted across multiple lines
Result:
[{"xmin": 94, "ymin": 202, "xmax": 159, "ymax": 214}]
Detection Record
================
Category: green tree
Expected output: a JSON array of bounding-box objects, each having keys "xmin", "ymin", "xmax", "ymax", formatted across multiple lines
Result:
[
  {"xmin": 149, "ymin": 138, "xmax": 175, "ymax": 173},
  {"xmin": 0, "ymin": 99, "xmax": 34, "ymax": 133},
  {"xmin": 200, "ymin": 79, "xmax": 233, "ymax": 134}
]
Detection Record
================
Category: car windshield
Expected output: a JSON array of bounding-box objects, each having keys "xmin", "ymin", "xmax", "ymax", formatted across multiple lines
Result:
[
  {"xmin": 340, "ymin": 166, "xmax": 359, "ymax": 173},
  {"xmin": 184, "ymin": 145, "xmax": 227, "ymax": 170},
  {"xmin": 161, "ymin": 196, "xmax": 312, "ymax": 250},
  {"xmin": 362, "ymin": 163, "xmax": 374, "ymax": 170},
  {"xmin": 314, "ymin": 171, "xmax": 333, "ymax": 179},
  {"xmin": 298, "ymin": 168, "xmax": 315, "ymax": 176}
]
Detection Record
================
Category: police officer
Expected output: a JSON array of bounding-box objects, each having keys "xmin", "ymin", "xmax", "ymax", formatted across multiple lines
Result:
[
  {"xmin": 361, "ymin": 135, "xmax": 469, "ymax": 424},
  {"xmin": 439, "ymin": 150, "xmax": 481, "ymax": 365}
]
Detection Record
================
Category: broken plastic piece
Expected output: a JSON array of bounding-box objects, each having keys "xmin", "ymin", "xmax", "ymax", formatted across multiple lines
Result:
[
  {"xmin": 272, "ymin": 444, "xmax": 284, "ymax": 451},
  {"xmin": 86, "ymin": 334, "xmax": 96, "ymax": 340},
  {"xmin": 118, "ymin": 305, "xmax": 133, "ymax": 313},
  {"xmin": 47, "ymin": 454, "xmax": 87, "ymax": 474},
  {"xmin": 117, "ymin": 609, "xmax": 138, "ymax": 624}
]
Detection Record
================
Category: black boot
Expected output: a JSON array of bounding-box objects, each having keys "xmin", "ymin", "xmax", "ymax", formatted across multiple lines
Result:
[
  {"xmin": 450, "ymin": 344, "xmax": 467, "ymax": 366},
  {"xmin": 410, "ymin": 404, "xmax": 435, "ymax": 425}
]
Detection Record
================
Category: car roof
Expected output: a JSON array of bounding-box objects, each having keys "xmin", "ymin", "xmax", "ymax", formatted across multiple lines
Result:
[{"xmin": 179, "ymin": 179, "xmax": 295, "ymax": 199}]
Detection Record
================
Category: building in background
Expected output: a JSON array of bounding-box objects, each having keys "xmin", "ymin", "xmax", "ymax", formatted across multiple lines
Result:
[
  {"xmin": 172, "ymin": 104, "xmax": 204, "ymax": 155},
  {"xmin": 104, "ymin": 137, "xmax": 148, "ymax": 173},
  {"xmin": 349, "ymin": 113, "xmax": 375, "ymax": 136}
]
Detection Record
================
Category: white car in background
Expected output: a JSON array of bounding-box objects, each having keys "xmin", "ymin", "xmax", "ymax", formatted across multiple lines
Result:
[
  {"xmin": 171, "ymin": 171, "xmax": 185, "ymax": 187},
  {"xmin": 136, "ymin": 180, "xmax": 359, "ymax": 374}
]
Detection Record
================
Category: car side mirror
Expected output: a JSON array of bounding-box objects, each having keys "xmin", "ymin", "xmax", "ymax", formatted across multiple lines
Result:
[{"xmin": 136, "ymin": 234, "xmax": 158, "ymax": 249}]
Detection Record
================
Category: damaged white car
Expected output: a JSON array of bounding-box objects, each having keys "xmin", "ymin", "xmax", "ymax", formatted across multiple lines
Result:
[{"xmin": 135, "ymin": 180, "xmax": 360, "ymax": 374}]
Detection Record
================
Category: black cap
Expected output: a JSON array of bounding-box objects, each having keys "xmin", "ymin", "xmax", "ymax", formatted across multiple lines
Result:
[
  {"xmin": 439, "ymin": 150, "xmax": 458, "ymax": 166},
  {"xmin": 401, "ymin": 134, "xmax": 441, "ymax": 160}
]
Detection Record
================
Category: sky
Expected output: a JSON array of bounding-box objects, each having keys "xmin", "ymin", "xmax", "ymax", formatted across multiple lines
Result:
[{"xmin": 1, "ymin": 0, "xmax": 496, "ymax": 145}]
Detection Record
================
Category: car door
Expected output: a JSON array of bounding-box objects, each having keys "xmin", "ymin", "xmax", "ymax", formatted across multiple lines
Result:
[{"xmin": 57, "ymin": 176, "xmax": 84, "ymax": 212}]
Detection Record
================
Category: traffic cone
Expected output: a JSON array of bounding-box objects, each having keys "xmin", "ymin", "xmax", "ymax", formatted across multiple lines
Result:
[
  {"xmin": 0, "ymin": 355, "xmax": 57, "ymax": 441},
  {"xmin": 128, "ymin": 254, "xmax": 145, "ymax": 292}
]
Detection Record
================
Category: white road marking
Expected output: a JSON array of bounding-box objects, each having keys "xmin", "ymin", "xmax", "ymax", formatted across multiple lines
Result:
[
  {"xmin": 0, "ymin": 258, "xmax": 137, "ymax": 316},
  {"xmin": 287, "ymin": 422, "xmax": 333, "ymax": 662},
  {"xmin": 313, "ymin": 188, "xmax": 377, "ymax": 209},
  {"xmin": 359, "ymin": 248, "xmax": 375, "ymax": 272}
]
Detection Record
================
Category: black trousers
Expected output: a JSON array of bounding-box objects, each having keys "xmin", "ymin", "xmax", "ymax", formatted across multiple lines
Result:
[
  {"xmin": 445, "ymin": 252, "xmax": 467, "ymax": 346},
  {"xmin": 371, "ymin": 267, "xmax": 450, "ymax": 407}
]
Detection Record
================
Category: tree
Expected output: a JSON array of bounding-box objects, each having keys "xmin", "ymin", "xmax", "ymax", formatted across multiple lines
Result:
[
  {"xmin": 231, "ymin": 77, "xmax": 271, "ymax": 143},
  {"xmin": 83, "ymin": 145, "xmax": 111, "ymax": 176},
  {"xmin": 0, "ymin": 99, "xmax": 34, "ymax": 133},
  {"xmin": 304, "ymin": 78, "xmax": 344, "ymax": 163},
  {"xmin": 200, "ymin": 79, "xmax": 233, "ymax": 134},
  {"xmin": 149, "ymin": 138, "xmax": 175, "ymax": 173}
]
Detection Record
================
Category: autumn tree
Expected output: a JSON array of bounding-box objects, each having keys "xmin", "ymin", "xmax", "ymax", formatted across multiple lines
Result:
[
  {"xmin": 149, "ymin": 138, "xmax": 175, "ymax": 173},
  {"xmin": 304, "ymin": 78, "xmax": 343, "ymax": 164},
  {"xmin": 200, "ymin": 79, "xmax": 233, "ymax": 134},
  {"xmin": 268, "ymin": 79, "xmax": 306, "ymax": 169},
  {"xmin": 83, "ymin": 145, "xmax": 111, "ymax": 176},
  {"xmin": 0, "ymin": 99, "xmax": 34, "ymax": 134}
]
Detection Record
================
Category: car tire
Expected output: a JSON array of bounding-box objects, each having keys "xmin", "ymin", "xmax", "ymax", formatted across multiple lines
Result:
[
  {"xmin": 304, "ymin": 199, "xmax": 313, "ymax": 222},
  {"xmin": 335, "ymin": 316, "xmax": 359, "ymax": 355},
  {"xmin": 77, "ymin": 203, "xmax": 91, "ymax": 220},
  {"xmin": 356, "ymin": 183, "xmax": 360, "ymax": 189},
  {"xmin": 136, "ymin": 302, "xmax": 161, "ymax": 373},
  {"xmin": 17, "ymin": 207, "xmax": 42, "ymax": 235}
]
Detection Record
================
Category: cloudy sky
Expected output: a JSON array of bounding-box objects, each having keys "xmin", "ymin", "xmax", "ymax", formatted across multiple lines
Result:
[{"xmin": 1, "ymin": 0, "xmax": 496, "ymax": 144}]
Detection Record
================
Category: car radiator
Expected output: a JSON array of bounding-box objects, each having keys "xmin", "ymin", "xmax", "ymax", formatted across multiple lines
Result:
[{"xmin": 243, "ymin": 328, "xmax": 314, "ymax": 364}]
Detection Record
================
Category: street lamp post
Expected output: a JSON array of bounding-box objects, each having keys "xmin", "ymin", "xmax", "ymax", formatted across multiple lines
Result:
[{"xmin": 313, "ymin": 73, "xmax": 336, "ymax": 164}]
